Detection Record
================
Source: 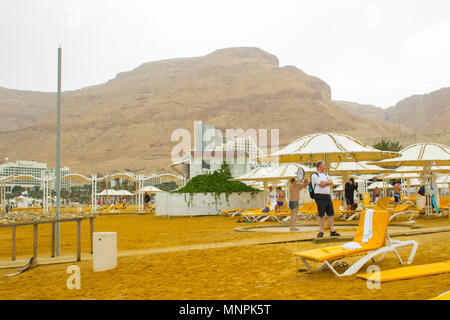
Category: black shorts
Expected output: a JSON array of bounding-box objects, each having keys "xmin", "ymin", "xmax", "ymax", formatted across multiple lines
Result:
[
  {"xmin": 314, "ymin": 194, "xmax": 334, "ymax": 217},
  {"xmin": 345, "ymin": 196, "xmax": 354, "ymax": 206},
  {"xmin": 289, "ymin": 201, "xmax": 299, "ymax": 210},
  {"xmin": 394, "ymin": 193, "xmax": 400, "ymax": 203}
]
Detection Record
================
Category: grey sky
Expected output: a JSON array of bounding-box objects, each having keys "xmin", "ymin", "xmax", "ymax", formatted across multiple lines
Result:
[{"xmin": 1, "ymin": 0, "xmax": 449, "ymax": 108}]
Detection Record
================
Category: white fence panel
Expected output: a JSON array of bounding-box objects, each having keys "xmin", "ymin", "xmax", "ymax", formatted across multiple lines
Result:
[{"xmin": 155, "ymin": 192, "xmax": 264, "ymax": 216}]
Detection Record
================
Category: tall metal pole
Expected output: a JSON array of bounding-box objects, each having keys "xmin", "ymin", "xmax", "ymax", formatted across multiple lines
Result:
[{"xmin": 56, "ymin": 45, "xmax": 62, "ymax": 256}]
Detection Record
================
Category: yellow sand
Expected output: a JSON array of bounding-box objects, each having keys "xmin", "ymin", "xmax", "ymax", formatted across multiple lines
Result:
[{"xmin": 0, "ymin": 215, "xmax": 449, "ymax": 300}]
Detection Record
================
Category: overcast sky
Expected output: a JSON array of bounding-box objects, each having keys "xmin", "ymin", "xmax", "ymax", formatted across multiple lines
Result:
[{"xmin": 1, "ymin": 0, "xmax": 449, "ymax": 108}]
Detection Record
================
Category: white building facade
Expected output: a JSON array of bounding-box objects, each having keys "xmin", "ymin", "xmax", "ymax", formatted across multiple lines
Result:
[{"xmin": 0, "ymin": 160, "xmax": 71, "ymax": 191}]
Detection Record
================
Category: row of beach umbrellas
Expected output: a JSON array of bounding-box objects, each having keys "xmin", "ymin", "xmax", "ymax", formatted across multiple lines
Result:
[{"xmin": 232, "ymin": 133, "xmax": 449, "ymax": 215}]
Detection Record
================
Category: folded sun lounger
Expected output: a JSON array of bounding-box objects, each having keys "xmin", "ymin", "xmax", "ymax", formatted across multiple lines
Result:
[
  {"xmin": 357, "ymin": 260, "xmax": 450, "ymax": 283},
  {"xmin": 429, "ymin": 290, "xmax": 450, "ymax": 300},
  {"xmin": 293, "ymin": 210, "xmax": 418, "ymax": 277}
]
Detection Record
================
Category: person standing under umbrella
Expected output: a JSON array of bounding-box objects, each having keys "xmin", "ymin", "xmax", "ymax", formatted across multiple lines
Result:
[
  {"xmin": 393, "ymin": 181, "xmax": 402, "ymax": 207},
  {"xmin": 311, "ymin": 161, "xmax": 341, "ymax": 238},
  {"xmin": 344, "ymin": 178, "xmax": 358, "ymax": 210},
  {"xmin": 288, "ymin": 177, "xmax": 309, "ymax": 231}
]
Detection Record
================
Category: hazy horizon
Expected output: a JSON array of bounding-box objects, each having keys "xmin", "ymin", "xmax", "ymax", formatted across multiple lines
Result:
[{"xmin": 1, "ymin": 0, "xmax": 449, "ymax": 108}]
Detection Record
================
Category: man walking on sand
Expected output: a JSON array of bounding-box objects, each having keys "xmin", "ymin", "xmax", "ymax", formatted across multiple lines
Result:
[
  {"xmin": 288, "ymin": 177, "xmax": 309, "ymax": 231},
  {"xmin": 311, "ymin": 161, "xmax": 341, "ymax": 238}
]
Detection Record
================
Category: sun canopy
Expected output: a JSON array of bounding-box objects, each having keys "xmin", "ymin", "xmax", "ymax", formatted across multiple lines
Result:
[
  {"xmin": 394, "ymin": 166, "xmax": 450, "ymax": 173},
  {"xmin": 382, "ymin": 172, "xmax": 421, "ymax": 179},
  {"xmin": 372, "ymin": 143, "xmax": 450, "ymax": 166},
  {"xmin": 257, "ymin": 133, "xmax": 399, "ymax": 163},
  {"xmin": 407, "ymin": 178, "xmax": 422, "ymax": 187},
  {"xmin": 367, "ymin": 181, "xmax": 393, "ymax": 190},
  {"xmin": 436, "ymin": 175, "xmax": 450, "ymax": 184},
  {"xmin": 232, "ymin": 164, "xmax": 314, "ymax": 182},
  {"xmin": 329, "ymin": 161, "xmax": 390, "ymax": 174},
  {"xmin": 97, "ymin": 189, "xmax": 133, "ymax": 196},
  {"xmin": 230, "ymin": 167, "xmax": 273, "ymax": 181}
]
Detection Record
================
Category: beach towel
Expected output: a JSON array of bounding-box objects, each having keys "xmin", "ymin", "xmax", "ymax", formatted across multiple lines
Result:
[
  {"xmin": 342, "ymin": 242, "xmax": 362, "ymax": 250},
  {"xmin": 431, "ymin": 174, "xmax": 440, "ymax": 214},
  {"xmin": 362, "ymin": 209, "xmax": 374, "ymax": 243},
  {"xmin": 269, "ymin": 202, "xmax": 276, "ymax": 211}
]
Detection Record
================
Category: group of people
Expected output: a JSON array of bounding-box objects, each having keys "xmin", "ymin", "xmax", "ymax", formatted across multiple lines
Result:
[
  {"xmin": 267, "ymin": 161, "xmax": 341, "ymax": 238},
  {"xmin": 263, "ymin": 162, "xmax": 428, "ymax": 238},
  {"xmin": 267, "ymin": 186, "xmax": 286, "ymax": 213}
]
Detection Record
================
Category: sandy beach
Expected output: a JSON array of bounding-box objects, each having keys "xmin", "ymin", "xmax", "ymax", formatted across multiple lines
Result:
[{"xmin": 0, "ymin": 214, "xmax": 449, "ymax": 300}]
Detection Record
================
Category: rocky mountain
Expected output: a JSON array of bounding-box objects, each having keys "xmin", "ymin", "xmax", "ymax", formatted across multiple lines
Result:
[
  {"xmin": 335, "ymin": 87, "xmax": 450, "ymax": 146},
  {"xmin": 333, "ymin": 100, "xmax": 385, "ymax": 122},
  {"xmin": 0, "ymin": 47, "xmax": 416, "ymax": 175},
  {"xmin": 384, "ymin": 87, "xmax": 450, "ymax": 134}
]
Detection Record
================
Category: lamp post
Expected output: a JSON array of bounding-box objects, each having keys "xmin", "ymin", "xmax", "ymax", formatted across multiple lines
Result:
[{"xmin": 55, "ymin": 45, "xmax": 62, "ymax": 256}]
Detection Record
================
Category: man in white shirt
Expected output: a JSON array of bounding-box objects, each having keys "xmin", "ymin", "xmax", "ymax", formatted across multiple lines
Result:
[{"xmin": 311, "ymin": 161, "xmax": 341, "ymax": 238}]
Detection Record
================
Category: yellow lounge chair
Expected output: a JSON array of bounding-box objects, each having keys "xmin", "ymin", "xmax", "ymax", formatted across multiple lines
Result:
[
  {"xmin": 430, "ymin": 290, "xmax": 450, "ymax": 300},
  {"xmin": 388, "ymin": 203, "xmax": 417, "ymax": 221},
  {"xmin": 258, "ymin": 203, "xmax": 290, "ymax": 222},
  {"xmin": 301, "ymin": 200, "xmax": 342, "ymax": 220},
  {"xmin": 438, "ymin": 197, "xmax": 450, "ymax": 215},
  {"xmin": 358, "ymin": 260, "xmax": 450, "ymax": 283},
  {"xmin": 301, "ymin": 203, "xmax": 319, "ymax": 220},
  {"xmin": 220, "ymin": 208, "xmax": 244, "ymax": 216},
  {"xmin": 341, "ymin": 208, "xmax": 364, "ymax": 221},
  {"xmin": 374, "ymin": 197, "xmax": 391, "ymax": 210},
  {"xmin": 293, "ymin": 210, "xmax": 418, "ymax": 277},
  {"xmin": 240, "ymin": 204, "xmax": 273, "ymax": 222},
  {"xmin": 295, "ymin": 202, "xmax": 315, "ymax": 219},
  {"xmin": 282, "ymin": 202, "xmax": 316, "ymax": 222}
]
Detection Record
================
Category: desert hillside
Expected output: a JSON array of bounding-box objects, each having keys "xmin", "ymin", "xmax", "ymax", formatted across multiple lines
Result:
[
  {"xmin": 0, "ymin": 47, "xmax": 417, "ymax": 174},
  {"xmin": 333, "ymin": 100, "xmax": 385, "ymax": 122},
  {"xmin": 0, "ymin": 87, "xmax": 54, "ymax": 132},
  {"xmin": 384, "ymin": 87, "xmax": 450, "ymax": 134}
]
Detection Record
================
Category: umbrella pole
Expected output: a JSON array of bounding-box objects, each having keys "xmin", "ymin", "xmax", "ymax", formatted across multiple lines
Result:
[
  {"xmin": 263, "ymin": 181, "xmax": 267, "ymax": 205},
  {"xmin": 406, "ymin": 178, "xmax": 410, "ymax": 198},
  {"xmin": 423, "ymin": 162, "xmax": 432, "ymax": 216}
]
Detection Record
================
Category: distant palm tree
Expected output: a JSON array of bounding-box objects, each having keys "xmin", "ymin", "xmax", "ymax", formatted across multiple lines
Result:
[
  {"xmin": 373, "ymin": 139, "xmax": 403, "ymax": 152},
  {"xmin": 389, "ymin": 141, "xmax": 403, "ymax": 152}
]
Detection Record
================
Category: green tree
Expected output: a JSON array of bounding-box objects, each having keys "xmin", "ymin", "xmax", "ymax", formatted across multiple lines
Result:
[
  {"xmin": 156, "ymin": 181, "xmax": 178, "ymax": 192},
  {"xmin": 11, "ymin": 186, "xmax": 24, "ymax": 197},
  {"xmin": 373, "ymin": 139, "xmax": 403, "ymax": 152}
]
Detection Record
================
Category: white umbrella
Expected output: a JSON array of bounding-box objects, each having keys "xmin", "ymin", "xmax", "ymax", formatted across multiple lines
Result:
[
  {"xmin": 139, "ymin": 186, "xmax": 163, "ymax": 193},
  {"xmin": 382, "ymin": 172, "xmax": 421, "ymax": 179},
  {"xmin": 372, "ymin": 143, "xmax": 450, "ymax": 215},
  {"xmin": 97, "ymin": 189, "xmax": 120, "ymax": 196},
  {"xmin": 373, "ymin": 143, "xmax": 450, "ymax": 167},
  {"xmin": 230, "ymin": 167, "xmax": 275, "ymax": 181},
  {"xmin": 258, "ymin": 132, "xmax": 399, "ymax": 164},
  {"xmin": 395, "ymin": 166, "xmax": 450, "ymax": 173},
  {"xmin": 367, "ymin": 181, "xmax": 393, "ymax": 190},
  {"xmin": 114, "ymin": 190, "xmax": 134, "ymax": 196}
]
